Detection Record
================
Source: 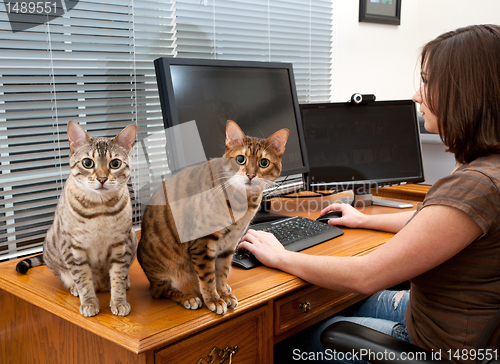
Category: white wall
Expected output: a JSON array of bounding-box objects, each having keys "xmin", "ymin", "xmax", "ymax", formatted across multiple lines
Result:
[
  {"xmin": 332, "ymin": 0, "xmax": 500, "ymax": 102},
  {"xmin": 331, "ymin": 0, "xmax": 500, "ymax": 184}
]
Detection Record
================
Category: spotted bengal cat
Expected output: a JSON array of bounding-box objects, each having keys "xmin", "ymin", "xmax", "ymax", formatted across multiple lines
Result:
[{"xmin": 137, "ymin": 120, "xmax": 288, "ymax": 314}]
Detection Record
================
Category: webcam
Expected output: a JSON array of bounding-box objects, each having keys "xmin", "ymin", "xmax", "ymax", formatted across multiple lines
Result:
[{"xmin": 350, "ymin": 93, "xmax": 376, "ymax": 104}]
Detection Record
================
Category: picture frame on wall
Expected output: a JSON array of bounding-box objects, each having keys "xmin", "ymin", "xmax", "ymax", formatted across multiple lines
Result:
[{"xmin": 359, "ymin": 0, "xmax": 401, "ymax": 25}]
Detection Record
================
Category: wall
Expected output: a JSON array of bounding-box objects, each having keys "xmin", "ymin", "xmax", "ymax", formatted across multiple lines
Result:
[
  {"xmin": 331, "ymin": 0, "xmax": 500, "ymax": 184},
  {"xmin": 332, "ymin": 0, "xmax": 420, "ymax": 102},
  {"xmin": 332, "ymin": 0, "xmax": 500, "ymax": 102}
]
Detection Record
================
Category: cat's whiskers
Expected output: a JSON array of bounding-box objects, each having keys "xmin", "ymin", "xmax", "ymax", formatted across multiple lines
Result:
[
  {"xmin": 211, "ymin": 173, "xmax": 235, "ymax": 185},
  {"xmin": 260, "ymin": 178, "xmax": 275, "ymax": 188},
  {"xmin": 207, "ymin": 186, "xmax": 226, "ymax": 205},
  {"xmin": 207, "ymin": 177, "xmax": 241, "ymax": 205}
]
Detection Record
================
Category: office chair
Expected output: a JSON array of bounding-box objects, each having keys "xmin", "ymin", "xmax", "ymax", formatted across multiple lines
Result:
[{"xmin": 320, "ymin": 307, "xmax": 500, "ymax": 364}]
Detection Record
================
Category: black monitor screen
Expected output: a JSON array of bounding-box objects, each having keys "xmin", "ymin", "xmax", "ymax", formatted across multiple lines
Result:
[
  {"xmin": 154, "ymin": 57, "xmax": 309, "ymax": 177},
  {"xmin": 300, "ymin": 100, "xmax": 424, "ymax": 190}
]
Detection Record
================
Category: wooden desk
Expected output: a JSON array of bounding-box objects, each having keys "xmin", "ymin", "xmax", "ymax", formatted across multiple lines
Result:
[
  {"xmin": 373, "ymin": 183, "xmax": 431, "ymax": 202},
  {"xmin": 0, "ymin": 192, "xmax": 416, "ymax": 364}
]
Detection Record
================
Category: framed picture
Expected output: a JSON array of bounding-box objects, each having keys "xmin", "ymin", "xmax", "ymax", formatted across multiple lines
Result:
[{"xmin": 359, "ymin": 0, "xmax": 401, "ymax": 25}]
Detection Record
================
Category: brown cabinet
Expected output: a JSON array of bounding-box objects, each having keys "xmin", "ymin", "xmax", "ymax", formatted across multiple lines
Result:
[
  {"xmin": 155, "ymin": 305, "xmax": 272, "ymax": 363},
  {"xmin": 274, "ymin": 285, "xmax": 366, "ymax": 336}
]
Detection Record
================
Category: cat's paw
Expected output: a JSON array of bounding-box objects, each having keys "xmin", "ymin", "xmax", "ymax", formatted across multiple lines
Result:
[
  {"xmin": 205, "ymin": 298, "xmax": 228, "ymax": 315},
  {"xmin": 221, "ymin": 293, "xmax": 238, "ymax": 309},
  {"xmin": 218, "ymin": 283, "xmax": 232, "ymax": 295},
  {"xmin": 182, "ymin": 296, "xmax": 202, "ymax": 310},
  {"xmin": 70, "ymin": 285, "xmax": 79, "ymax": 297},
  {"xmin": 110, "ymin": 300, "xmax": 131, "ymax": 316},
  {"xmin": 80, "ymin": 299, "xmax": 100, "ymax": 317}
]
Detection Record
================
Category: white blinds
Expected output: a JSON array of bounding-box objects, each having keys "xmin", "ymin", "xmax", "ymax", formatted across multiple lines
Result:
[
  {"xmin": 1, "ymin": 0, "xmax": 333, "ymax": 261},
  {"xmin": 175, "ymin": 0, "xmax": 333, "ymax": 103},
  {"xmin": 0, "ymin": 0, "xmax": 175, "ymax": 260}
]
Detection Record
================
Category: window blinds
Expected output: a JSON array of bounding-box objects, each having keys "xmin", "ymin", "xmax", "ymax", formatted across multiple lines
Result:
[
  {"xmin": 0, "ymin": 0, "xmax": 175, "ymax": 260},
  {"xmin": 1, "ymin": 0, "xmax": 333, "ymax": 261},
  {"xmin": 175, "ymin": 0, "xmax": 333, "ymax": 103}
]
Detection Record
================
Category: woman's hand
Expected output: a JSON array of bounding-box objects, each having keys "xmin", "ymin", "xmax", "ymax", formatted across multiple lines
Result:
[
  {"xmin": 238, "ymin": 229, "xmax": 287, "ymax": 268},
  {"xmin": 319, "ymin": 203, "xmax": 367, "ymax": 228}
]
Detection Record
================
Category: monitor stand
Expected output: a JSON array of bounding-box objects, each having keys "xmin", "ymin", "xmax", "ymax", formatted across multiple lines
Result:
[
  {"xmin": 341, "ymin": 185, "xmax": 414, "ymax": 209},
  {"xmin": 250, "ymin": 197, "xmax": 289, "ymax": 225}
]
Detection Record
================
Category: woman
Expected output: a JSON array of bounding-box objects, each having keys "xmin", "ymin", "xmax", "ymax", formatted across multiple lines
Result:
[{"xmin": 239, "ymin": 24, "xmax": 500, "ymax": 363}]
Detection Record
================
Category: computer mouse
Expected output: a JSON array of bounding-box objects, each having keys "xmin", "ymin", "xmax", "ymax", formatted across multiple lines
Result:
[{"xmin": 315, "ymin": 211, "xmax": 342, "ymax": 223}]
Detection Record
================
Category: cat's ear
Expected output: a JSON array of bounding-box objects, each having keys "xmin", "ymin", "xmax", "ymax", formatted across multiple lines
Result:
[
  {"xmin": 67, "ymin": 120, "xmax": 91, "ymax": 154},
  {"xmin": 265, "ymin": 128, "xmax": 289, "ymax": 157},
  {"xmin": 225, "ymin": 120, "xmax": 246, "ymax": 149},
  {"xmin": 113, "ymin": 124, "xmax": 137, "ymax": 152}
]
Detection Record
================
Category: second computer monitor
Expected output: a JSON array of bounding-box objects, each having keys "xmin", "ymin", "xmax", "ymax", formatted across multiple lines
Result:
[{"xmin": 300, "ymin": 100, "xmax": 425, "ymax": 207}]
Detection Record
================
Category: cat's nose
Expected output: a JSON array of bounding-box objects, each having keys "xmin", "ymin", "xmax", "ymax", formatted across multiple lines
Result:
[
  {"xmin": 246, "ymin": 172, "xmax": 256, "ymax": 180},
  {"xmin": 97, "ymin": 176, "xmax": 108, "ymax": 184}
]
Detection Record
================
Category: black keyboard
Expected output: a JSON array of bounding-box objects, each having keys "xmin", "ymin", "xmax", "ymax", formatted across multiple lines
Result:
[{"xmin": 232, "ymin": 216, "xmax": 344, "ymax": 269}]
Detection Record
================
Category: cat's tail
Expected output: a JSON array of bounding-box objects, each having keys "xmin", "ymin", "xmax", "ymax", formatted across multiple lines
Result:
[{"xmin": 16, "ymin": 253, "xmax": 44, "ymax": 274}]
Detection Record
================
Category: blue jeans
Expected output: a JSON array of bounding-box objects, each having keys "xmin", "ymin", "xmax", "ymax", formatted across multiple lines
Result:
[{"xmin": 274, "ymin": 290, "xmax": 411, "ymax": 364}]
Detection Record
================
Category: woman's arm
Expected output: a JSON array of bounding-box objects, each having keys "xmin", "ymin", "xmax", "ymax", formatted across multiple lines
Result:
[
  {"xmin": 320, "ymin": 203, "xmax": 416, "ymax": 233},
  {"xmin": 239, "ymin": 205, "xmax": 482, "ymax": 294}
]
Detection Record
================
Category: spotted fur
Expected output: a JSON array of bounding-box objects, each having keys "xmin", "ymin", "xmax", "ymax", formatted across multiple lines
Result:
[
  {"xmin": 16, "ymin": 121, "xmax": 138, "ymax": 317},
  {"xmin": 138, "ymin": 120, "xmax": 289, "ymax": 314}
]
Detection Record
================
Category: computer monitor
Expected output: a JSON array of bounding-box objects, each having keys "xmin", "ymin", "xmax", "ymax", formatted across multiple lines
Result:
[
  {"xmin": 300, "ymin": 100, "xmax": 425, "ymax": 208},
  {"xmin": 154, "ymin": 57, "xmax": 309, "ymax": 183}
]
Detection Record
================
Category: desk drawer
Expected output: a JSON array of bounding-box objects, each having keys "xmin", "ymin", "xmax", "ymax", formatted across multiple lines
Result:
[
  {"xmin": 155, "ymin": 305, "xmax": 272, "ymax": 364},
  {"xmin": 274, "ymin": 286, "xmax": 366, "ymax": 336}
]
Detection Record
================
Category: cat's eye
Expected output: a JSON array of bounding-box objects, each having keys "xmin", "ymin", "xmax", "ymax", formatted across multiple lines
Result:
[
  {"xmin": 259, "ymin": 159, "xmax": 270, "ymax": 168},
  {"xmin": 82, "ymin": 158, "xmax": 94, "ymax": 169},
  {"xmin": 236, "ymin": 155, "xmax": 247, "ymax": 165},
  {"xmin": 109, "ymin": 159, "xmax": 122, "ymax": 169}
]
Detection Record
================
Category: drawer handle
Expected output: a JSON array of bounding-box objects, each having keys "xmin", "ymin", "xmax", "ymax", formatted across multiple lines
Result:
[
  {"xmin": 196, "ymin": 345, "xmax": 239, "ymax": 364},
  {"xmin": 299, "ymin": 301, "xmax": 311, "ymax": 313}
]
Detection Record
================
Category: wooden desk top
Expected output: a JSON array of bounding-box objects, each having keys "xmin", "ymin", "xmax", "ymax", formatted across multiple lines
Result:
[
  {"xmin": 373, "ymin": 183, "xmax": 430, "ymax": 202},
  {"xmin": 0, "ymin": 192, "xmax": 416, "ymax": 355}
]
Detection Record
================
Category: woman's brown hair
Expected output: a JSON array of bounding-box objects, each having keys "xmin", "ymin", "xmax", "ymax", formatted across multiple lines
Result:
[{"xmin": 421, "ymin": 24, "xmax": 500, "ymax": 164}]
